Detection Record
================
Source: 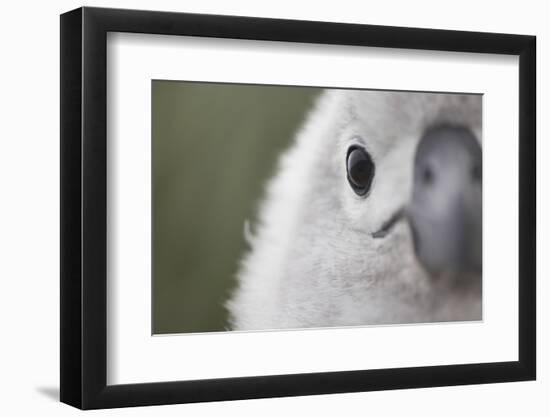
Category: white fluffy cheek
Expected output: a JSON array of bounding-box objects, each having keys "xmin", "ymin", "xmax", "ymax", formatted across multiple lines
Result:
[{"xmin": 341, "ymin": 137, "xmax": 417, "ymax": 234}]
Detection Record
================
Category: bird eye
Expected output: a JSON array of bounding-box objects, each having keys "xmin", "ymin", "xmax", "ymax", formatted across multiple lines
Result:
[{"xmin": 346, "ymin": 146, "xmax": 375, "ymax": 196}]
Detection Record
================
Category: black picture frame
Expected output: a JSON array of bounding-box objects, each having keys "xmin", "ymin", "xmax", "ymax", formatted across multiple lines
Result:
[{"xmin": 60, "ymin": 6, "xmax": 536, "ymax": 410}]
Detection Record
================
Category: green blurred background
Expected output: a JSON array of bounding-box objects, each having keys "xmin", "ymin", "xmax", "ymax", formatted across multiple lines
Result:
[{"xmin": 152, "ymin": 80, "xmax": 321, "ymax": 334}]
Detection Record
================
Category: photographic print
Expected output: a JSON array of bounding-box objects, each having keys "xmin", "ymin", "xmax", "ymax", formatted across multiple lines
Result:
[
  {"xmin": 61, "ymin": 7, "xmax": 535, "ymax": 408},
  {"xmin": 152, "ymin": 81, "xmax": 482, "ymax": 334}
]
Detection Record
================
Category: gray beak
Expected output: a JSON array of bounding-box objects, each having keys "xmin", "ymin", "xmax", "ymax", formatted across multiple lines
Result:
[{"xmin": 408, "ymin": 125, "xmax": 482, "ymax": 277}]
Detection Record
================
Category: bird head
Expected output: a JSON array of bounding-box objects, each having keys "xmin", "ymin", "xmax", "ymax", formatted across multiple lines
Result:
[{"xmin": 297, "ymin": 90, "xmax": 483, "ymax": 323}]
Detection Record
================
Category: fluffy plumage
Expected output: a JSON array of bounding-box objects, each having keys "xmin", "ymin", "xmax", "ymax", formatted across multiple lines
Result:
[{"xmin": 227, "ymin": 90, "xmax": 482, "ymax": 331}]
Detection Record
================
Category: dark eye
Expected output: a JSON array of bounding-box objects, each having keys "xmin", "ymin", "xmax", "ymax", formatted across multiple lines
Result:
[{"xmin": 346, "ymin": 146, "xmax": 375, "ymax": 196}]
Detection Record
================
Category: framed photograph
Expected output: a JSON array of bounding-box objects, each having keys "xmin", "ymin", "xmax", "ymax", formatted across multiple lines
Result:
[{"xmin": 60, "ymin": 6, "xmax": 536, "ymax": 409}]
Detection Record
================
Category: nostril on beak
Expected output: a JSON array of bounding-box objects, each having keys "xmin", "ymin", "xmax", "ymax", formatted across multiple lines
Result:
[
  {"xmin": 471, "ymin": 164, "xmax": 482, "ymax": 183},
  {"xmin": 421, "ymin": 164, "xmax": 435, "ymax": 186}
]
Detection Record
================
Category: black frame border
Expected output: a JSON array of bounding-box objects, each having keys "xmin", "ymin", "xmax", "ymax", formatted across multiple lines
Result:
[{"xmin": 60, "ymin": 6, "xmax": 536, "ymax": 409}]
